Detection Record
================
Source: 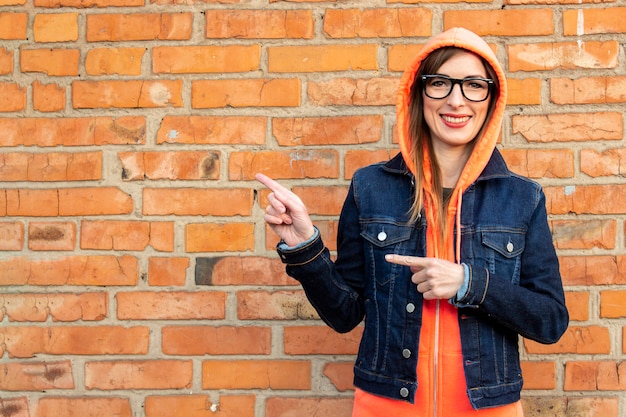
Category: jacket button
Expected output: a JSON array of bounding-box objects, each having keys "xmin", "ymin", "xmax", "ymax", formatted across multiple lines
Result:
[
  {"xmin": 506, "ymin": 241, "xmax": 514, "ymax": 252},
  {"xmin": 406, "ymin": 303, "xmax": 415, "ymax": 313},
  {"xmin": 377, "ymin": 231, "xmax": 387, "ymax": 241},
  {"xmin": 400, "ymin": 387, "xmax": 409, "ymax": 398},
  {"xmin": 402, "ymin": 348, "xmax": 411, "ymax": 358}
]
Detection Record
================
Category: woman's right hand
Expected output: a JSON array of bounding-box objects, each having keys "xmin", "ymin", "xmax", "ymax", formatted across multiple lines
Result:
[{"xmin": 255, "ymin": 173, "xmax": 315, "ymax": 247}]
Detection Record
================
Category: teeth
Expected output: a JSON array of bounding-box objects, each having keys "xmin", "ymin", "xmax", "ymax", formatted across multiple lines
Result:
[{"xmin": 442, "ymin": 115, "xmax": 469, "ymax": 123}]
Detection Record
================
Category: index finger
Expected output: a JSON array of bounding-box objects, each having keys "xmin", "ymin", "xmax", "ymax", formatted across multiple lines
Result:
[
  {"xmin": 255, "ymin": 173, "xmax": 289, "ymax": 195},
  {"xmin": 385, "ymin": 254, "xmax": 428, "ymax": 267}
]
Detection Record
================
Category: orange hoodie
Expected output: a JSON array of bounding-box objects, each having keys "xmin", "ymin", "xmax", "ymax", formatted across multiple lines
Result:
[{"xmin": 352, "ymin": 28, "xmax": 524, "ymax": 417}]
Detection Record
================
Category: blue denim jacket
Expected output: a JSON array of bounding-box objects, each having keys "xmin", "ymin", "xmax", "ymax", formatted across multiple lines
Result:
[{"xmin": 277, "ymin": 150, "xmax": 569, "ymax": 409}]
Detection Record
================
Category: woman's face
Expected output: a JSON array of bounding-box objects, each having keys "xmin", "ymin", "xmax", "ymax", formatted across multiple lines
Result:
[{"xmin": 422, "ymin": 51, "xmax": 491, "ymax": 154}]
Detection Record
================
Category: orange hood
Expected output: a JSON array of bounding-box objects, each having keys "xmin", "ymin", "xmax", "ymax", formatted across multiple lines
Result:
[{"xmin": 396, "ymin": 27, "xmax": 508, "ymax": 260}]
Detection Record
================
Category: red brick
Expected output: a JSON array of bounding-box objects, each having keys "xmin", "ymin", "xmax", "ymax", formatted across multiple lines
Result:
[
  {"xmin": 32, "ymin": 397, "xmax": 132, "ymax": 417},
  {"xmin": 268, "ymin": 44, "xmax": 378, "ymax": 73},
  {"xmin": 186, "ymin": 223, "xmax": 255, "ymax": 253},
  {"xmin": 551, "ymin": 76, "xmax": 626, "ymax": 104},
  {"xmin": 345, "ymin": 149, "xmax": 397, "ymax": 179},
  {"xmin": 524, "ymin": 326, "xmax": 610, "ymax": 355},
  {"xmin": 238, "ymin": 290, "xmax": 318, "ymax": 320},
  {"xmin": 81, "ymin": 220, "xmax": 174, "ymax": 251},
  {"xmin": 0, "ymin": 13, "xmax": 27, "ymax": 40},
  {"xmin": 545, "ymin": 184, "xmax": 626, "ymax": 215},
  {"xmin": 116, "ymin": 291, "xmax": 225, "ymax": 320},
  {"xmin": 551, "ymin": 219, "xmax": 616, "ymax": 249},
  {"xmin": 156, "ymin": 116, "xmax": 266, "ymax": 145},
  {"xmin": 565, "ymin": 361, "xmax": 626, "ymax": 391},
  {"xmin": 202, "ymin": 360, "xmax": 311, "ymax": 389},
  {"xmin": 563, "ymin": 7, "xmax": 626, "ymax": 35},
  {"xmin": 508, "ymin": 41, "xmax": 619, "ymax": 72},
  {"xmin": 0, "ymin": 255, "xmax": 138, "ymax": 286},
  {"xmin": 145, "ymin": 395, "xmax": 255, "ymax": 417},
  {"xmin": 153, "ymin": 45, "xmax": 260, "ymax": 74},
  {"xmin": 0, "ymin": 221, "xmax": 23, "ymax": 250},
  {"xmin": 290, "ymin": 186, "xmax": 348, "ymax": 216},
  {"xmin": 512, "ymin": 112, "xmax": 622, "ymax": 143},
  {"xmin": 1, "ymin": 292, "xmax": 106, "ymax": 322},
  {"xmin": 500, "ymin": 149, "xmax": 574, "ymax": 178},
  {"xmin": 148, "ymin": 257, "xmax": 189, "ymax": 286},
  {"xmin": 120, "ymin": 151, "xmax": 220, "ymax": 180},
  {"xmin": 0, "ymin": 397, "xmax": 28, "ymax": 417},
  {"xmin": 284, "ymin": 326, "xmax": 362, "ymax": 355},
  {"xmin": 230, "ymin": 150, "xmax": 339, "ymax": 180},
  {"xmin": 59, "ymin": 187, "xmax": 133, "ymax": 216},
  {"xmin": 33, "ymin": 13, "xmax": 78, "ymax": 42},
  {"xmin": 559, "ymin": 255, "xmax": 626, "ymax": 286},
  {"xmin": 388, "ymin": 44, "xmax": 425, "ymax": 72},
  {"xmin": 266, "ymin": 397, "xmax": 353, "ymax": 417},
  {"xmin": 446, "ymin": 9, "xmax": 552, "ymax": 35},
  {"xmin": 0, "ymin": 47, "xmax": 12, "ymax": 74},
  {"xmin": 324, "ymin": 8, "xmax": 431, "ymax": 38},
  {"xmin": 323, "ymin": 362, "xmax": 354, "ymax": 391},
  {"xmin": 36, "ymin": 0, "xmax": 142, "ymax": 5},
  {"xmin": 72, "ymin": 80, "xmax": 182, "ymax": 109},
  {"xmin": 20, "ymin": 48, "xmax": 80, "ymax": 76},
  {"xmin": 161, "ymin": 326, "xmax": 271, "ymax": 355},
  {"xmin": 565, "ymin": 291, "xmax": 589, "ymax": 322},
  {"xmin": 1, "ymin": 325, "xmax": 149, "ymax": 358},
  {"xmin": 0, "ymin": 82, "xmax": 26, "ymax": 112},
  {"xmin": 273, "ymin": 116, "xmax": 383, "ymax": 146},
  {"xmin": 85, "ymin": 360, "xmax": 192, "ymax": 390},
  {"xmin": 32, "ymin": 81, "xmax": 65, "ymax": 112},
  {"xmin": 0, "ymin": 152, "xmax": 101, "ymax": 182},
  {"xmin": 308, "ymin": 77, "xmax": 397, "ymax": 106},
  {"xmin": 507, "ymin": 78, "xmax": 542, "ymax": 105},
  {"xmin": 28, "ymin": 222, "xmax": 74, "ymax": 251},
  {"xmin": 202, "ymin": 256, "xmax": 296, "ymax": 286},
  {"xmin": 521, "ymin": 361, "xmax": 555, "ymax": 390},
  {"xmin": 192, "ymin": 78, "xmax": 301, "ymax": 108},
  {"xmin": 143, "ymin": 188, "xmax": 253, "ymax": 216},
  {"xmin": 86, "ymin": 13, "xmax": 192, "ymax": 41},
  {"xmin": 85, "ymin": 48, "xmax": 145, "ymax": 76},
  {"xmin": 581, "ymin": 148, "xmax": 626, "ymax": 177},
  {"xmin": 600, "ymin": 291, "xmax": 626, "ymax": 318},
  {"xmin": 0, "ymin": 360, "xmax": 74, "ymax": 391},
  {"xmin": 205, "ymin": 10, "xmax": 313, "ymax": 39}
]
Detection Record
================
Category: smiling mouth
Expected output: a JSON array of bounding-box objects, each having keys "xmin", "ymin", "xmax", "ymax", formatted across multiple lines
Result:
[{"xmin": 441, "ymin": 115, "xmax": 470, "ymax": 124}]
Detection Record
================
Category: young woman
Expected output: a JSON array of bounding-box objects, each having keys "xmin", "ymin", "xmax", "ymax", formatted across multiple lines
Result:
[{"xmin": 256, "ymin": 27, "xmax": 568, "ymax": 416}]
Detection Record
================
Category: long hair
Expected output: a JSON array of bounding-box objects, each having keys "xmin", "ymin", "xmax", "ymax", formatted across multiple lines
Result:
[{"xmin": 406, "ymin": 47, "xmax": 500, "ymax": 229}]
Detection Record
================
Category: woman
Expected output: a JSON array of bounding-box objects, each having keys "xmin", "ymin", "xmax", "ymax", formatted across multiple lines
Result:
[{"xmin": 256, "ymin": 27, "xmax": 568, "ymax": 416}]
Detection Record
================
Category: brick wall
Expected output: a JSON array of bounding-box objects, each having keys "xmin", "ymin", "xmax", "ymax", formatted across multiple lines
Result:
[{"xmin": 0, "ymin": 0, "xmax": 624, "ymax": 416}]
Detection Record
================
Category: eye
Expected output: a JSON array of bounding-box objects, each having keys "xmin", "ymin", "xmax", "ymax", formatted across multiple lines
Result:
[
  {"xmin": 465, "ymin": 79, "xmax": 489, "ymax": 90},
  {"xmin": 428, "ymin": 77, "xmax": 451, "ymax": 88}
]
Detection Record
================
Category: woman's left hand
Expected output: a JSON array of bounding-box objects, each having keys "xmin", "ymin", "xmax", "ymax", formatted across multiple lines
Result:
[{"xmin": 385, "ymin": 254, "xmax": 464, "ymax": 300}]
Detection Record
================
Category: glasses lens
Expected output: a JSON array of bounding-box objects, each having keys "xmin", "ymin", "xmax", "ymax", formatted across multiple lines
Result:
[
  {"xmin": 461, "ymin": 78, "xmax": 490, "ymax": 102},
  {"xmin": 423, "ymin": 76, "xmax": 491, "ymax": 102},
  {"xmin": 424, "ymin": 76, "xmax": 452, "ymax": 99}
]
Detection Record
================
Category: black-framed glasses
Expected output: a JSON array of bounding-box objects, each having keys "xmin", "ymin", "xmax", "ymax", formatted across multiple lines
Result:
[{"xmin": 421, "ymin": 75, "xmax": 494, "ymax": 102}]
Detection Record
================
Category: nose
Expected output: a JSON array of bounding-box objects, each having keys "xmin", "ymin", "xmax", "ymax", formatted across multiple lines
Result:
[{"xmin": 446, "ymin": 83, "xmax": 465, "ymax": 106}]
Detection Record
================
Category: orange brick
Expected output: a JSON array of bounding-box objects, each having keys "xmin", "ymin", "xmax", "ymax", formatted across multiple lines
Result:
[
  {"xmin": 507, "ymin": 78, "xmax": 542, "ymax": 105},
  {"xmin": 345, "ymin": 149, "xmax": 397, "ymax": 179},
  {"xmin": 0, "ymin": 255, "xmax": 138, "ymax": 286},
  {"xmin": 273, "ymin": 116, "xmax": 383, "ymax": 146},
  {"xmin": 0, "ymin": 221, "xmax": 24, "ymax": 250},
  {"xmin": 600, "ymin": 290, "xmax": 626, "ymax": 318},
  {"xmin": 143, "ymin": 188, "xmax": 253, "ymax": 216},
  {"xmin": 551, "ymin": 219, "xmax": 616, "ymax": 250},
  {"xmin": 508, "ymin": 41, "xmax": 619, "ymax": 72},
  {"xmin": 0, "ymin": 47, "xmax": 12, "ymax": 74},
  {"xmin": 289, "ymin": 186, "xmax": 348, "ymax": 216},
  {"xmin": 0, "ymin": 82, "xmax": 26, "ymax": 111},
  {"xmin": 0, "ymin": 13, "xmax": 27, "ymax": 40},
  {"xmin": 32, "ymin": 397, "xmax": 132, "ymax": 417},
  {"xmin": 202, "ymin": 360, "xmax": 311, "ymax": 390},
  {"xmin": 153, "ymin": 45, "xmax": 260, "ymax": 74},
  {"xmin": 563, "ymin": 7, "xmax": 626, "ymax": 35},
  {"xmin": 264, "ymin": 220, "xmax": 338, "ymax": 252},
  {"xmin": 198, "ymin": 256, "xmax": 296, "ymax": 286},
  {"xmin": 1, "ymin": 292, "xmax": 106, "ymax": 322},
  {"xmin": 521, "ymin": 397, "xmax": 619, "ymax": 417},
  {"xmin": 161, "ymin": 326, "xmax": 271, "ymax": 355},
  {"xmin": 444, "ymin": 9, "xmax": 552, "ymax": 36},
  {"xmin": 33, "ymin": 13, "xmax": 78, "ymax": 42},
  {"xmin": 512, "ymin": 112, "xmax": 622, "ymax": 143},
  {"xmin": 81, "ymin": 220, "xmax": 174, "ymax": 251},
  {"xmin": 551, "ymin": 76, "xmax": 626, "ymax": 104},
  {"xmin": 284, "ymin": 326, "xmax": 362, "ymax": 355},
  {"xmin": 145, "ymin": 395, "xmax": 255, "ymax": 417},
  {"xmin": 120, "ymin": 150, "xmax": 220, "ymax": 180},
  {"xmin": 0, "ymin": 325, "xmax": 149, "ymax": 358},
  {"xmin": 324, "ymin": 8, "xmax": 431, "ymax": 38},
  {"xmin": 266, "ymin": 397, "xmax": 353, "ymax": 417},
  {"xmin": 192, "ymin": 78, "xmax": 301, "ymax": 108},
  {"xmin": 388, "ymin": 44, "xmax": 425, "ymax": 72},
  {"xmin": 186, "ymin": 223, "xmax": 255, "ymax": 253},
  {"xmin": 35, "ymin": 0, "xmax": 142, "ymax": 5},
  {"xmin": 156, "ymin": 116, "xmax": 266, "ymax": 145},
  {"xmin": 32, "ymin": 81, "xmax": 65, "ymax": 112},
  {"xmin": 0, "ymin": 360, "xmax": 74, "ymax": 391},
  {"xmin": 230, "ymin": 150, "xmax": 339, "ymax": 180},
  {"xmin": 148, "ymin": 257, "xmax": 189, "ymax": 286},
  {"xmin": 268, "ymin": 44, "xmax": 378, "ymax": 73},
  {"xmin": 323, "ymin": 362, "xmax": 354, "ymax": 391},
  {"xmin": 72, "ymin": 79, "xmax": 183, "ymax": 109},
  {"xmin": 28, "ymin": 221, "xmax": 76, "ymax": 251},
  {"xmin": 86, "ymin": 13, "xmax": 192, "ymax": 41},
  {"xmin": 20, "ymin": 48, "xmax": 79, "ymax": 76},
  {"xmin": 545, "ymin": 185, "xmax": 626, "ymax": 215},
  {"xmin": 205, "ymin": 10, "xmax": 314, "ymax": 39},
  {"xmin": 565, "ymin": 361, "xmax": 626, "ymax": 391},
  {"xmin": 238, "ymin": 290, "xmax": 317, "ymax": 320},
  {"xmin": 85, "ymin": 47, "xmax": 145, "ymax": 76},
  {"xmin": 581, "ymin": 148, "xmax": 626, "ymax": 177},
  {"xmin": 500, "ymin": 149, "xmax": 574, "ymax": 179},
  {"xmin": 565, "ymin": 291, "xmax": 589, "ymax": 322},
  {"xmin": 0, "ymin": 398, "xmax": 28, "ymax": 417},
  {"xmin": 308, "ymin": 77, "xmax": 398, "ymax": 106},
  {"xmin": 116, "ymin": 291, "xmax": 225, "ymax": 320},
  {"xmin": 0, "ymin": 152, "xmax": 101, "ymax": 182},
  {"xmin": 524, "ymin": 326, "xmax": 610, "ymax": 355},
  {"xmin": 60, "ymin": 187, "xmax": 133, "ymax": 216},
  {"xmin": 85, "ymin": 360, "xmax": 192, "ymax": 390},
  {"xmin": 559, "ymin": 255, "xmax": 626, "ymax": 286},
  {"xmin": 521, "ymin": 361, "xmax": 555, "ymax": 390},
  {"xmin": 5, "ymin": 189, "xmax": 59, "ymax": 216}
]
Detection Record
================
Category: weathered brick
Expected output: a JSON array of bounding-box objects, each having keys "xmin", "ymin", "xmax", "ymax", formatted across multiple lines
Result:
[
  {"xmin": 156, "ymin": 116, "xmax": 266, "ymax": 145},
  {"xmin": 121, "ymin": 151, "xmax": 219, "ymax": 181},
  {"xmin": 521, "ymin": 361, "xmax": 555, "ymax": 389},
  {"xmin": 28, "ymin": 221, "xmax": 76, "ymax": 251},
  {"xmin": 0, "ymin": 47, "xmax": 13, "ymax": 75},
  {"xmin": 36, "ymin": 0, "xmax": 142, "ymax": 5},
  {"xmin": 32, "ymin": 397, "xmax": 132, "ymax": 417},
  {"xmin": 33, "ymin": 13, "xmax": 78, "ymax": 42},
  {"xmin": 266, "ymin": 397, "xmax": 353, "ymax": 417},
  {"xmin": 202, "ymin": 360, "xmax": 311, "ymax": 389},
  {"xmin": 324, "ymin": 8, "xmax": 431, "ymax": 38},
  {"xmin": 0, "ymin": 397, "xmax": 29, "ymax": 417},
  {"xmin": 20, "ymin": 48, "xmax": 80, "ymax": 76},
  {"xmin": 508, "ymin": 41, "xmax": 619, "ymax": 72},
  {"xmin": 551, "ymin": 76, "xmax": 626, "ymax": 104},
  {"xmin": 116, "ymin": 291, "xmax": 226, "ymax": 320},
  {"xmin": 161, "ymin": 326, "xmax": 271, "ymax": 355},
  {"xmin": 308, "ymin": 77, "xmax": 398, "ymax": 106},
  {"xmin": 0, "ymin": 152, "xmax": 102, "ymax": 182},
  {"xmin": 512, "ymin": 112, "xmax": 622, "ymax": 143},
  {"xmin": 143, "ymin": 188, "xmax": 253, "ymax": 216},
  {"xmin": 86, "ymin": 13, "xmax": 192, "ymax": 41},
  {"xmin": 0, "ymin": 360, "xmax": 74, "ymax": 391},
  {"xmin": 237, "ymin": 290, "xmax": 318, "ymax": 320},
  {"xmin": 153, "ymin": 45, "xmax": 260, "ymax": 74},
  {"xmin": 73, "ymin": 80, "xmax": 183, "ymax": 109},
  {"xmin": 500, "ymin": 148, "xmax": 574, "ymax": 178},
  {"xmin": 0, "ymin": 221, "xmax": 23, "ymax": 250},
  {"xmin": 85, "ymin": 48, "xmax": 145, "ymax": 76},
  {"xmin": 205, "ymin": 10, "xmax": 313, "ymax": 39},
  {"xmin": 550, "ymin": 219, "xmax": 616, "ymax": 249},
  {"xmin": 565, "ymin": 291, "xmax": 589, "ymax": 322},
  {"xmin": 192, "ymin": 78, "xmax": 301, "ymax": 108},
  {"xmin": 85, "ymin": 360, "xmax": 192, "ymax": 390},
  {"xmin": 272, "ymin": 116, "xmax": 383, "ymax": 146},
  {"xmin": 444, "ymin": 9, "xmax": 553, "ymax": 36},
  {"xmin": 524, "ymin": 326, "xmax": 610, "ymax": 355},
  {"xmin": 186, "ymin": 223, "xmax": 255, "ymax": 252},
  {"xmin": 545, "ymin": 184, "xmax": 626, "ymax": 215},
  {"xmin": 81, "ymin": 220, "xmax": 174, "ymax": 251},
  {"xmin": 563, "ymin": 7, "xmax": 626, "ymax": 35},
  {"xmin": 521, "ymin": 396, "xmax": 619, "ymax": 417},
  {"xmin": 196, "ymin": 256, "xmax": 296, "ymax": 286},
  {"xmin": 559, "ymin": 255, "xmax": 626, "ymax": 286},
  {"xmin": 284, "ymin": 326, "xmax": 362, "ymax": 355},
  {"xmin": 323, "ymin": 362, "xmax": 354, "ymax": 391},
  {"xmin": 581, "ymin": 148, "xmax": 626, "ymax": 177},
  {"xmin": 0, "ymin": 82, "xmax": 26, "ymax": 112},
  {"xmin": 145, "ymin": 395, "xmax": 255, "ymax": 417},
  {"xmin": 229, "ymin": 150, "xmax": 339, "ymax": 180},
  {"xmin": 565, "ymin": 361, "xmax": 626, "ymax": 391},
  {"xmin": 32, "ymin": 81, "xmax": 65, "ymax": 112},
  {"xmin": 268, "ymin": 45, "xmax": 378, "ymax": 73},
  {"xmin": 0, "ymin": 292, "xmax": 106, "ymax": 322},
  {"xmin": 148, "ymin": 257, "xmax": 189, "ymax": 287},
  {"xmin": 59, "ymin": 187, "xmax": 133, "ymax": 216}
]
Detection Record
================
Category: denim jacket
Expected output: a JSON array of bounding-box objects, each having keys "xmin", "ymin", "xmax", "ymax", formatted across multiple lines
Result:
[{"xmin": 277, "ymin": 149, "xmax": 569, "ymax": 409}]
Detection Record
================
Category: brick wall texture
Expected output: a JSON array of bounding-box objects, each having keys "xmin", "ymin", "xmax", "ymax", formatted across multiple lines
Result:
[{"xmin": 0, "ymin": 0, "xmax": 625, "ymax": 416}]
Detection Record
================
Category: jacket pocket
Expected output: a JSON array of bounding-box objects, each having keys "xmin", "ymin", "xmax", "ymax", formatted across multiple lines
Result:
[
  {"xmin": 481, "ymin": 231, "xmax": 525, "ymax": 284},
  {"xmin": 361, "ymin": 220, "xmax": 414, "ymax": 286}
]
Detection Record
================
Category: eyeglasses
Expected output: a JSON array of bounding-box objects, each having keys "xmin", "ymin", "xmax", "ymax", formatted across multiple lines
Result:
[{"xmin": 421, "ymin": 75, "xmax": 494, "ymax": 102}]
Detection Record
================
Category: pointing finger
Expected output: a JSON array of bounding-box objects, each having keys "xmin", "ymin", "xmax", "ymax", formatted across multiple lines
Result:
[{"xmin": 385, "ymin": 254, "xmax": 428, "ymax": 267}]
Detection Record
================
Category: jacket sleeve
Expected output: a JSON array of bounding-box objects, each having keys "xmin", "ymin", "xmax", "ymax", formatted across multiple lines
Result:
[
  {"xmin": 452, "ymin": 188, "xmax": 569, "ymax": 344},
  {"xmin": 277, "ymin": 181, "xmax": 366, "ymax": 333}
]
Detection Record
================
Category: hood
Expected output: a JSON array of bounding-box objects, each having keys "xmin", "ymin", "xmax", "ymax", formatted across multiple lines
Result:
[{"xmin": 395, "ymin": 27, "xmax": 508, "ymax": 260}]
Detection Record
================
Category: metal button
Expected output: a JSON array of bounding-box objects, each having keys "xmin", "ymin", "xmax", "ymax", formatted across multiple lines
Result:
[
  {"xmin": 400, "ymin": 387, "xmax": 409, "ymax": 397},
  {"xmin": 402, "ymin": 348, "xmax": 411, "ymax": 358},
  {"xmin": 377, "ymin": 231, "xmax": 387, "ymax": 241},
  {"xmin": 506, "ymin": 241, "xmax": 514, "ymax": 253},
  {"xmin": 406, "ymin": 303, "xmax": 415, "ymax": 313}
]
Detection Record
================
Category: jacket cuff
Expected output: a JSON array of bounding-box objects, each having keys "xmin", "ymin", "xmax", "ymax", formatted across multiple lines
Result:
[
  {"xmin": 276, "ymin": 227, "xmax": 325, "ymax": 267},
  {"xmin": 450, "ymin": 264, "xmax": 489, "ymax": 308}
]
